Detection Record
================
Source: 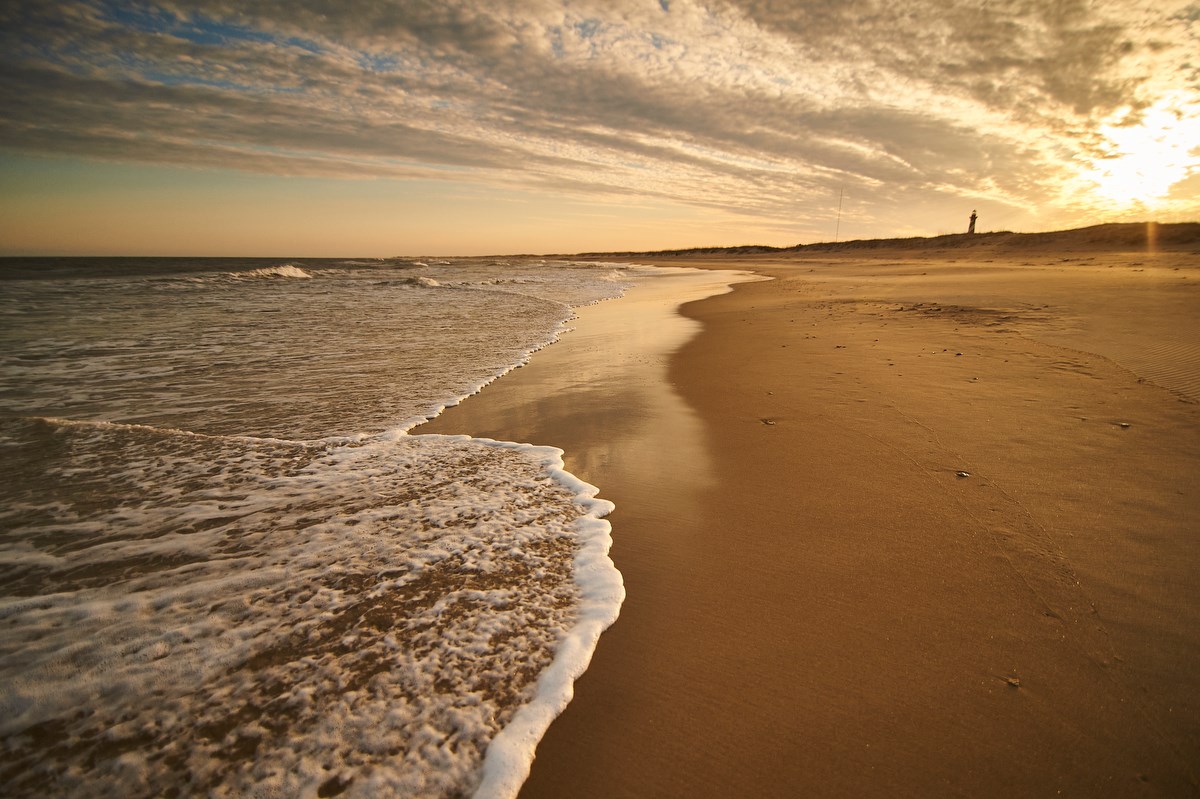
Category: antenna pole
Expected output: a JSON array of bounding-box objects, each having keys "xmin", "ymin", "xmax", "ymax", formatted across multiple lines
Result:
[{"xmin": 834, "ymin": 187, "xmax": 844, "ymax": 243}]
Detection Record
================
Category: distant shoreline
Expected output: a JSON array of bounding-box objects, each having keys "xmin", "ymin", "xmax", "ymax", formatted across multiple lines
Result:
[
  {"xmin": 3, "ymin": 221, "xmax": 1197, "ymax": 263},
  {"xmin": 567, "ymin": 220, "xmax": 1200, "ymax": 258}
]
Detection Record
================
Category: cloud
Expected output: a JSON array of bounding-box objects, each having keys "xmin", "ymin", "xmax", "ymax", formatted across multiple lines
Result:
[{"xmin": 1, "ymin": 0, "xmax": 1197, "ymax": 237}]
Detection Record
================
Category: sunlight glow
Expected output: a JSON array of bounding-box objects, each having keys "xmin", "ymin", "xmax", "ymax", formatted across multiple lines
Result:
[{"xmin": 1084, "ymin": 93, "xmax": 1200, "ymax": 208}]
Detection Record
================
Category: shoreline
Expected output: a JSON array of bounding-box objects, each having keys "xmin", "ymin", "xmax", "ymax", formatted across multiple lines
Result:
[
  {"xmin": 426, "ymin": 250, "xmax": 1200, "ymax": 797},
  {"xmin": 414, "ymin": 265, "xmax": 761, "ymax": 792}
]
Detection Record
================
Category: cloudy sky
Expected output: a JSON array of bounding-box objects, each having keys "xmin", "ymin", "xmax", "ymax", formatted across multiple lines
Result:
[{"xmin": 1, "ymin": 0, "xmax": 1198, "ymax": 255}]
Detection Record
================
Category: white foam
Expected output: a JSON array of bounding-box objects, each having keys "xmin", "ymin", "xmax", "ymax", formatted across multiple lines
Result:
[
  {"xmin": 233, "ymin": 264, "xmax": 313, "ymax": 279},
  {"xmin": 0, "ymin": 419, "xmax": 621, "ymax": 798},
  {"xmin": 470, "ymin": 451, "xmax": 622, "ymax": 799},
  {"xmin": 398, "ymin": 275, "xmax": 442, "ymax": 288}
]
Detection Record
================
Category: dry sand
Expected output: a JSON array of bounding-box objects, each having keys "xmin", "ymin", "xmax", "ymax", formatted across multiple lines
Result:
[{"xmin": 421, "ymin": 239, "xmax": 1200, "ymax": 797}]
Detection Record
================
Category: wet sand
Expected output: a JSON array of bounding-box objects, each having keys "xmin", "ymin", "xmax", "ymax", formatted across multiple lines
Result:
[{"xmin": 422, "ymin": 245, "xmax": 1200, "ymax": 797}]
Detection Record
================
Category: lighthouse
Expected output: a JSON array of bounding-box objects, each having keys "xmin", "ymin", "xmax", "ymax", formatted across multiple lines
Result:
[{"xmin": 968, "ymin": 210, "xmax": 978, "ymax": 234}]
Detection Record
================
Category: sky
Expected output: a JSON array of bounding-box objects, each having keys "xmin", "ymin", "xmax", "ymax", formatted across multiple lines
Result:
[{"xmin": 1, "ymin": 0, "xmax": 1198, "ymax": 256}]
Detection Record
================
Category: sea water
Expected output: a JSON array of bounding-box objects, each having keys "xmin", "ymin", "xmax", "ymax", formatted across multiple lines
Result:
[{"xmin": 0, "ymin": 257, "xmax": 638, "ymax": 798}]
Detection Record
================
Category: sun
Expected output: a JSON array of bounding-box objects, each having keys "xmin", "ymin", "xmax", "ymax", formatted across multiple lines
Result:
[{"xmin": 1083, "ymin": 92, "xmax": 1200, "ymax": 209}]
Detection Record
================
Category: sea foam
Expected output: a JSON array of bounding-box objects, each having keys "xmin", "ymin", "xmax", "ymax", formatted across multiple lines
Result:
[
  {"xmin": 233, "ymin": 264, "xmax": 313, "ymax": 279},
  {"xmin": 0, "ymin": 417, "xmax": 620, "ymax": 798}
]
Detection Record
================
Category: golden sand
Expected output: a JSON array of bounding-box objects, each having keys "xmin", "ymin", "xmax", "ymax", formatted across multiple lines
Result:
[{"xmin": 424, "ymin": 238, "xmax": 1200, "ymax": 797}]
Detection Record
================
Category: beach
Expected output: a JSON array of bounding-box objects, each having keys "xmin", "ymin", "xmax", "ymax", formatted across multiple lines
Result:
[
  {"xmin": 420, "ymin": 234, "xmax": 1200, "ymax": 797},
  {"xmin": 5, "ymin": 1, "xmax": 1199, "ymax": 793}
]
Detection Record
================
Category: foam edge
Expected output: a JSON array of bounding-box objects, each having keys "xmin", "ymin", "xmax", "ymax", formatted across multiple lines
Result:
[{"xmin": 469, "ymin": 440, "xmax": 624, "ymax": 799}]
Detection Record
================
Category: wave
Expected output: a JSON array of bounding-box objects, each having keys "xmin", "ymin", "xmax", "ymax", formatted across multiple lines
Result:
[
  {"xmin": 231, "ymin": 264, "xmax": 314, "ymax": 280},
  {"xmin": 0, "ymin": 417, "xmax": 622, "ymax": 799},
  {"xmin": 402, "ymin": 275, "xmax": 441, "ymax": 288},
  {"xmin": 372, "ymin": 276, "xmax": 443, "ymax": 289}
]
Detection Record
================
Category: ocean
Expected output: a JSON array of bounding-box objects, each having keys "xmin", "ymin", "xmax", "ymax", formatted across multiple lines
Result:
[{"xmin": 0, "ymin": 256, "xmax": 645, "ymax": 798}]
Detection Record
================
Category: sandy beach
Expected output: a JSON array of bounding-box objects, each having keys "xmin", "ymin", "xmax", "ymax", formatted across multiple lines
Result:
[{"xmin": 420, "ymin": 229, "xmax": 1200, "ymax": 797}]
